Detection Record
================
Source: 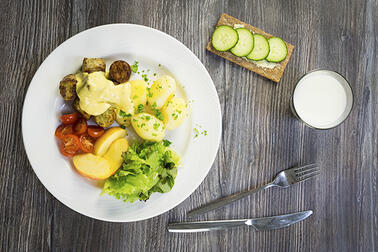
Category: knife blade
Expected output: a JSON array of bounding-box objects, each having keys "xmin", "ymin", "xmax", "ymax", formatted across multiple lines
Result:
[{"xmin": 168, "ymin": 210, "xmax": 313, "ymax": 233}]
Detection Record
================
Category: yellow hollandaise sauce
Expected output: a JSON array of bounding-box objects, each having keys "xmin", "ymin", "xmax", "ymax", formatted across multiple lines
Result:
[{"xmin": 75, "ymin": 72, "xmax": 134, "ymax": 116}]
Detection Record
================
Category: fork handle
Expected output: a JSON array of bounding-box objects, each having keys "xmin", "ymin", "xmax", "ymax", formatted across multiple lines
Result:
[{"xmin": 187, "ymin": 183, "xmax": 275, "ymax": 217}]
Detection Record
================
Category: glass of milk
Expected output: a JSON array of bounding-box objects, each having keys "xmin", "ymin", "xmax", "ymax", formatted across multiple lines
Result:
[{"xmin": 291, "ymin": 70, "xmax": 353, "ymax": 129}]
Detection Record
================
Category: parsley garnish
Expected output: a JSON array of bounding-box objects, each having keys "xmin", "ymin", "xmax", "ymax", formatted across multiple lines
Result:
[
  {"xmin": 162, "ymin": 139, "xmax": 172, "ymax": 147},
  {"xmin": 137, "ymin": 104, "xmax": 144, "ymax": 113},
  {"xmin": 131, "ymin": 61, "xmax": 139, "ymax": 73}
]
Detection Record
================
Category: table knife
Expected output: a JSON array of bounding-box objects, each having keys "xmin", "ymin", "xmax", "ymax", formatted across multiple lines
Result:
[{"xmin": 168, "ymin": 210, "xmax": 313, "ymax": 233}]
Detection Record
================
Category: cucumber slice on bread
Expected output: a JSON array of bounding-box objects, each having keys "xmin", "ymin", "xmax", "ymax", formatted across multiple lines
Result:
[
  {"xmin": 230, "ymin": 28, "xmax": 254, "ymax": 57},
  {"xmin": 211, "ymin": 25, "xmax": 239, "ymax": 52},
  {"xmin": 246, "ymin": 34, "xmax": 270, "ymax": 61},
  {"xmin": 265, "ymin": 37, "xmax": 288, "ymax": 62}
]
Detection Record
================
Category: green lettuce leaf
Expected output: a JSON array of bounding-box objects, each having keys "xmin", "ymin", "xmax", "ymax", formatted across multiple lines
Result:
[{"xmin": 102, "ymin": 140, "xmax": 180, "ymax": 203}]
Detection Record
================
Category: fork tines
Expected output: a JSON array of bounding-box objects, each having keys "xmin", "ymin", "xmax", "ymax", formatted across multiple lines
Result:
[{"xmin": 294, "ymin": 163, "xmax": 320, "ymax": 182}]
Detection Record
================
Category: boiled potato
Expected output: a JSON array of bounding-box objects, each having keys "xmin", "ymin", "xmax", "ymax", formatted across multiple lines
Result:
[
  {"xmin": 161, "ymin": 97, "xmax": 187, "ymax": 130},
  {"xmin": 73, "ymin": 153, "xmax": 111, "ymax": 180},
  {"xmin": 103, "ymin": 138, "xmax": 129, "ymax": 175},
  {"xmin": 129, "ymin": 80, "xmax": 148, "ymax": 110},
  {"xmin": 131, "ymin": 113, "xmax": 165, "ymax": 141},
  {"xmin": 147, "ymin": 75, "xmax": 176, "ymax": 109},
  {"xmin": 94, "ymin": 127, "xmax": 127, "ymax": 156}
]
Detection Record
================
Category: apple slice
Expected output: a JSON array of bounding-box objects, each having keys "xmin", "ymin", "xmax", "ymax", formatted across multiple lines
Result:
[
  {"xmin": 93, "ymin": 127, "xmax": 127, "ymax": 156},
  {"xmin": 103, "ymin": 138, "xmax": 129, "ymax": 175},
  {"xmin": 73, "ymin": 153, "xmax": 111, "ymax": 180}
]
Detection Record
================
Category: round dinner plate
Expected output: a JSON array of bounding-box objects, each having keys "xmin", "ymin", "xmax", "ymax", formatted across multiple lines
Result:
[{"xmin": 22, "ymin": 24, "xmax": 221, "ymax": 222}]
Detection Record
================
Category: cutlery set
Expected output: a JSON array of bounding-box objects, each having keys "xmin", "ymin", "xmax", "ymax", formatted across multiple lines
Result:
[{"xmin": 168, "ymin": 164, "xmax": 320, "ymax": 232}]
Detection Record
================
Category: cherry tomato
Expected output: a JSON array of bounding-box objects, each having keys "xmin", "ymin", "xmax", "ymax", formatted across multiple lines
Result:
[
  {"xmin": 60, "ymin": 112, "xmax": 80, "ymax": 124},
  {"xmin": 74, "ymin": 118, "xmax": 87, "ymax": 135},
  {"xmin": 87, "ymin": 126, "xmax": 105, "ymax": 138},
  {"xmin": 55, "ymin": 124, "xmax": 73, "ymax": 140},
  {"xmin": 60, "ymin": 134, "xmax": 80, "ymax": 157},
  {"xmin": 79, "ymin": 133, "xmax": 95, "ymax": 153}
]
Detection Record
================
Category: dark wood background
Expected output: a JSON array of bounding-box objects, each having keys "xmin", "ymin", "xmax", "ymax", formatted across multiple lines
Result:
[{"xmin": 0, "ymin": 0, "xmax": 377, "ymax": 251}]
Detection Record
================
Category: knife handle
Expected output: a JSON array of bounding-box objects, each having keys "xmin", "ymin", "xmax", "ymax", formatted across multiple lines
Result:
[{"xmin": 168, "ymin": 219, "xmax": 249, "ymax": 233}]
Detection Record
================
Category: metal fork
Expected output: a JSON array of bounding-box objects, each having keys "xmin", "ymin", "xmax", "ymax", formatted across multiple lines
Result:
[{"xmin": 188, "ymin": 163, "xmax": 320, "ymax": 218}]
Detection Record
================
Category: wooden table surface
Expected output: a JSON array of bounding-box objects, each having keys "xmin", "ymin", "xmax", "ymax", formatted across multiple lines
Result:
[{"xmin": 1, "ymin": 0, "xmax": 377, "ymax": 251}]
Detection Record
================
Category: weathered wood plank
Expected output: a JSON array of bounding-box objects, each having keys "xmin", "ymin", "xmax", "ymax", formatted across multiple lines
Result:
[{"xmin": 0, "ymin": 0, "xmax": 376, "ymax": 251}]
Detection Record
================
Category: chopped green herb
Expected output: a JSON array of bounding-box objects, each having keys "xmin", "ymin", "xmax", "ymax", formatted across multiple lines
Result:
[
  {"xmin": 137, "ymin": 104, "xmax": 144, "ymax": 113},
  {"xmin": 131, "ymin": 61, "xmax": 139, "ymax": 73},
  {"xmin": 193, "ymin": 128, "xmax": 199, "ymax": 138},
  {"xmin": 155, "ymin": 110, "xmax": 163, "ymax": 121},
  {"xmin": 120, "ymin": 125, "xmax": 126, "ymax": 129},
  {"xmin": 133, "ymin": 95, "xmax": 138, "ymax": 99},
  {"xmin": 152, "ymin": 133, "xmax": 157, "ymax": 136},
  {"xmin": 153, "ymin": 122, "xmax": 160, "ymax": 130},
  {"xmin": 153, "ymin": 73, "xmax": 157, "ymax": 76},
  {"xmin": 145, "ymin": 116, "xmax": 151, "ymax": 121},
  {"xmin": 140, "ymin": 123, "xmax": 146, "ymax": 128},
  {"xmin": 119, "ymin": 110, "xmax": 127, "ymax": 117},
  {"xmin": 158, "ymin": 64, "xmax": 161, "ymax": 67},
  {"xmin": 162, "ymin": 139, "xmax": 172, "ymax": 146}
]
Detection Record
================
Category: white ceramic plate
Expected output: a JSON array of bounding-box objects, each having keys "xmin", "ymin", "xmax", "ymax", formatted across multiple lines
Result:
[{"xmin": 22, "ymin": 24, "xmax": 221, "ymax": 222}]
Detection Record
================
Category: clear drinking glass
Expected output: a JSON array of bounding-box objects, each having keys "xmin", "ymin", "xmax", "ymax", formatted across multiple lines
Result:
[{"xmin": 290, "ymin": 70, "xmax": 354, "ymax": 129}]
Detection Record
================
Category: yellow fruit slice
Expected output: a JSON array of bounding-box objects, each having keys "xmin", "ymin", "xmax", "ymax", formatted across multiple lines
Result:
[
  {"xmin": 93, "ymin": 127, "xmax": 127, "ymax": 156},
  {"xmin": 73, "ymin": 153, "xmax": 111, "ymax": 180},
  {"xmin": 103, "ymin": 138, "xmax": 129, "ymax": 175}
]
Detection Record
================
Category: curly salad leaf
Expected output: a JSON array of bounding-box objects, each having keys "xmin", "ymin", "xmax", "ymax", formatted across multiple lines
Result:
[{"xmin": 102, "ymin": 140, "xmax": 180, "ymax": 202}]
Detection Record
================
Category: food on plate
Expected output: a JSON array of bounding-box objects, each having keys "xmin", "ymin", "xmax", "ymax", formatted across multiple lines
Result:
[
  {"xmin": 87, "ymin": 125, "xmax": 105, "ymax": 138},
  {"xmin": 161, "ymin": 97, "xmax": 187, "ymax": 130},
  {"xmin": 55, "ymin": 124, "xmax": 73, "ymax": 140},
  {"xmin": 59, "ymin": 74, "xmax": 77, "ymax": 101},
  {"xmin": 93, "ymin": 127, "xmax": 127, "ymax": 156},
  {"xmin": 82, "ymin": 58, "xmax": 106, "ymax": 73},
  {"xmin": 76, "ymin": 71, "xmax": 133, "ymax": 116},
  {"xmin": 94, "ymin": 107, "xmax": 116, "ymax": 127},
  {"xmin": 131, "ymin": 113, "xmax": 165, "ymax": 142},
  {"xmin": 147, "ymin": 75, "xmax": 176, "ymax": 109},
  {"xmin": 60, "ymin": 112, "xmax": 80, "ymax": 125},
  {"xmin": 60, "ymin": 134, "xmax": 80, "ymax": 157},
  {"xmin": 73, "ymin": 98, "xmax": 91, "ymax": 120},
  {"xmin": 109, "ymin": 60, "xmax": 131, "ymax": 83},
  {"xmin": 103, "ymin": 138, "xmax": 129, "ymax": 175},
  {"xmin": 73, "ymin": 153, "xmax": 111, "ymax": 180},
  {"xmin": 129, "ymin": 79, "xmax": 148, "ymax": 110},
  {"xmin": 79, "ymin": 133, "xmax": 95, "ymax": 153},
  {"xmin": 230, "ymin": 28, "xmax": 254, "ymax": 57},
  {"xmin": 102, "ymin": 140, "xmax": 179, "ymax": 202},
  {"xmin": 246, "ymin": 34, "xmax": 269, "ymax": 61},
  {"xmin": 55, "ymin": 58, "xmax": 188, "ymax": 203},
  {"xmin": 73, "ymin": 118, "xmax": 87, "ymax": 135},
  {"xmin": 207, "ymin": 13, "xmax": 294, "ymax": 82}
]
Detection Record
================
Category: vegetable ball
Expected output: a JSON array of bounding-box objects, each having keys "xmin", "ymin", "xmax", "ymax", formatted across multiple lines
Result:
[{"xmin": 109, "ymin": 60, "xmax": 131, "ymax": 83}]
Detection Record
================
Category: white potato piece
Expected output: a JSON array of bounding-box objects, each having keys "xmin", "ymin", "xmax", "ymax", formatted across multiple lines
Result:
[
  {"xmin": 131, "ymin": 113, "xmax": 165, "ymax": 141},
  {"xmin": 161, "ymin": 97, "xmax": 187, "ymax": 130},
  {"xmin": 129, "ymin": 80, "xmax": 148, "ymax": 110},
  {"xmin": 147, "ymin": 75, "xmax": 176, "ymax": 109}
]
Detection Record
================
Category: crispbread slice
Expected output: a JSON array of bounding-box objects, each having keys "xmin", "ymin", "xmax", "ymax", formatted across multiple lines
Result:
[{"xmin": 206, "ymin": 13, "xmax": 294, "ymax": 82}]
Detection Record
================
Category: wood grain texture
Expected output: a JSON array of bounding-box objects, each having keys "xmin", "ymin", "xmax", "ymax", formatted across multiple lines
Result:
[
  {"xmin": 0, "ymin": 0, "xmax": 377, "ymax": 251},
  {"xmin": 206, "ymin": 13, "xmax": 294, "ymax": 82}
]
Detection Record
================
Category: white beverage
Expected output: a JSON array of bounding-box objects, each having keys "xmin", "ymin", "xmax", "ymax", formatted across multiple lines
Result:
[{"xmin": 292, "ymin": 70, "xmax": 353, "ymax": 129}]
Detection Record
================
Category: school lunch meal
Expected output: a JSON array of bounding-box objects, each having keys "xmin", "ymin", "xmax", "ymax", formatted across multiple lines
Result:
[{"xmin": 55, "ymin": 58, "xmax": 187, "ymax": 203}]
